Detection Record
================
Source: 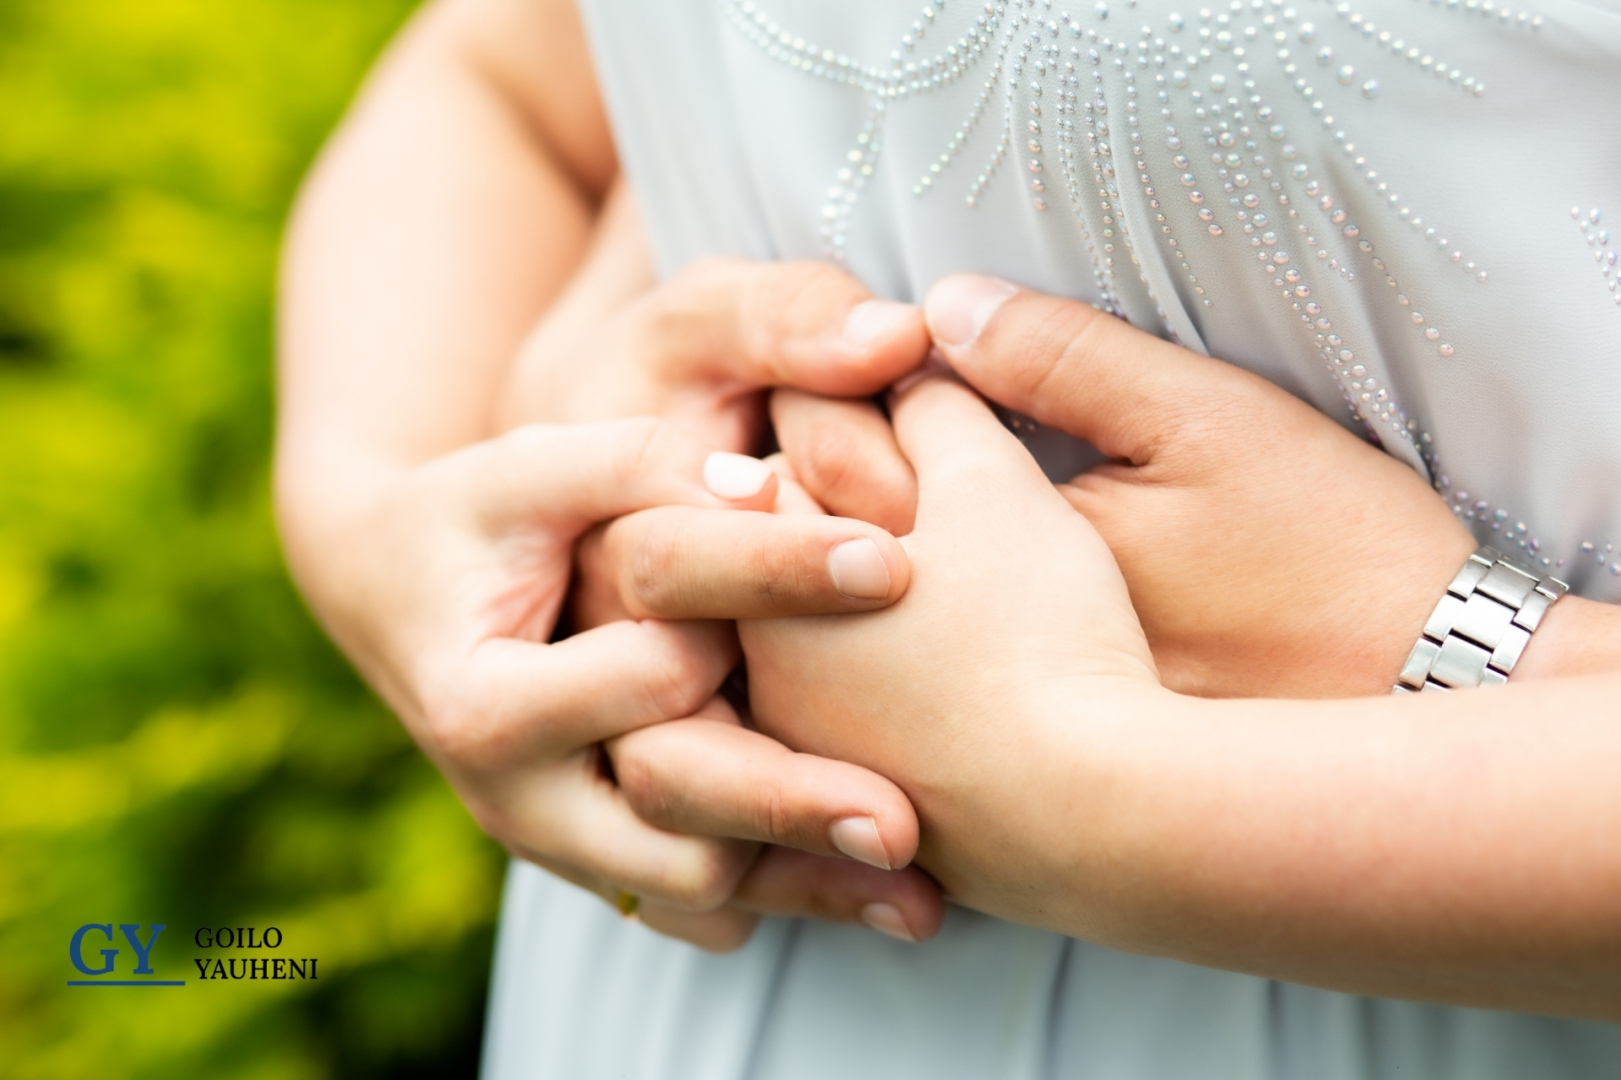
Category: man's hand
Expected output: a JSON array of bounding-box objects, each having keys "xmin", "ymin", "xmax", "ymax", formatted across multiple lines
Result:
[{"xmin": 774, "ymin": 275, "xmax": 1479, "ymax": 698}]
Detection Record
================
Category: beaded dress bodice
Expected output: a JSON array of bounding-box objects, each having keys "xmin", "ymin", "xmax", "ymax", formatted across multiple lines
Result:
[{"xmin": 583, "ymin": 0, "xmax": 1621, "ymax": 599}]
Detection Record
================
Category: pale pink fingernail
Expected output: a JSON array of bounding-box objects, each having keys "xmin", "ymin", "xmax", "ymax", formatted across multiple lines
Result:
[
  {"xmin": 703, "ymin": 452, "xmax": 773, "ymax": 500},
  {"xmin": 925, "ymin": 275, "xmax": 1018, "ymax": 349},
  {"xmin": 843, "ymin": 299, "xmax": 918, "ymax": 352},
  {"xmin": 830, "ymin": 815, "xmax": 892, "ymax": 870},
  {"xmin": 860, "ymin": 902, "xmax": 918, "ymax": 943},
  {"xmin": 827, "ymin": 539, "xmax": 891, "ymax": 600}
]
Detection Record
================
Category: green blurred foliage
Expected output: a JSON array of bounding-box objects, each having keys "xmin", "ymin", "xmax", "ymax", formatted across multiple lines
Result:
[{"xmin": 0, "ymin": 1, "xmax": 506, "ymax": 1075}]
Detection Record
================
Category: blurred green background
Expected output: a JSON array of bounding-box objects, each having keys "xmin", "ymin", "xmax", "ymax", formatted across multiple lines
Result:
[{"xmin": 0, "ymin": 1, "xmax": 507, "ymax": 1076}]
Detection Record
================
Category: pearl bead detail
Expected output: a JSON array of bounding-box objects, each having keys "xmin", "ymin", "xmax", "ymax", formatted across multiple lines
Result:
[
  {"xmin": 1574, "ymin": 207, "xmax": 1621, "ymax": 307},
  {"xmin": 727, "ymin": 0, "xmax": 1557, "ymax": 472}
]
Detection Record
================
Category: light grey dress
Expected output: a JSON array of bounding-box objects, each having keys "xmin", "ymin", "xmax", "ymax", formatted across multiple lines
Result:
[{"xmin": 482, "ymin": 1, "xmax": 1621, "ymax": 1075}]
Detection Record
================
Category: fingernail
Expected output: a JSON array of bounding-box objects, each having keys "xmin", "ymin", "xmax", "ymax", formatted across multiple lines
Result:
[
  {"xmin": 860, "ymin": 902, "xmax": 918, "ymax": 943},
  {"xmin": 827, "ymin": 539, "xmax": 891, "ymax": 600},
  {"xmin": 830, "ymin": 815, "xmax": 892, "ymax": 870},
  {"xmin": 925, "ymin": 275, "xmax": 1018, "ymax": 349},
  {"xmin": 843, "ymin": 299, "xmax": 918, "ymax": 352},
  {"xmin": 703, "ymin": 451, "xmax": 773, "ymax": 500}
]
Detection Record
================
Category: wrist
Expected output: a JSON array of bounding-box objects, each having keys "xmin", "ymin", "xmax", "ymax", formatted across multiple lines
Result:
[
  {"xmin": 926, "ymin": 679, "xmax": 1196, "ymax": 937},
  {"xmin": 1377, "ymin": 526, "xmax": 1483, "ymax": 692},
  {"xmin": 1511, "ymin": 595, "xmax": 1621, "ymax": 680},
  {"xmin": 1393, "ymin": 545, "xmax": 1579, "ymax": 693},
  {"xmin": 273, "ymin": 454, "xmax": 424, "ymax": 685},
  {"xmin": 1389, "ymin": 546, "xmax": 1621, "ymax": 691}
]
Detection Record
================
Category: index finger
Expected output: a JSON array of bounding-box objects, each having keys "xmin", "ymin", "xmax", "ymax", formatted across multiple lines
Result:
[
  {"xmin": 448, "ymin": 418, "xmax": 778, "ymax": 534},
  {"xmin": 585, "ymin": 505, "xmax": 911, "ymax": 621}
]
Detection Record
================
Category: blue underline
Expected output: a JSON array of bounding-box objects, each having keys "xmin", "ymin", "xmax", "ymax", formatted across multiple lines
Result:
[{"xmin": 67, "ymin": 980, "xmax": 186, "ymax": 987}]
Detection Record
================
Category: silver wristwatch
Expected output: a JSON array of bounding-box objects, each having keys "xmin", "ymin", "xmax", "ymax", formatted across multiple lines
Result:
[{"xmin": 1393, "ymin": 547, "xmax": 1568, "ymax": 694}]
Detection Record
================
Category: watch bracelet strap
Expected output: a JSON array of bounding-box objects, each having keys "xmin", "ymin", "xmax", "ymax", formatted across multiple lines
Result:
[{"xmin": 1392, "ymin": 547, "xmax": 1569, "ymax": 694}]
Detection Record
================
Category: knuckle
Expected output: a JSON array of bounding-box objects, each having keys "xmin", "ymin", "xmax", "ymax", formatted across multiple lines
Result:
[
  {"xmin": 611, "ymin": 743, "xmax": 671, "ymax": 826},
  {"xmin": 465, "ymin": 799, "xmax": 522, "ymax": 850},
  {"xmin": 1161, "ymin": 394, "xmax": 1230, "ymax": 442},
  {"xmin": 574, "ymin": 526, "xmax": 617, "ymax": 598},
  {"xmin": 494, "ymin": 422, "xmax": 551, "ymax": 460},
  {"xmin": 643, "ymin": 257, "xmax": 743, "ymax": 344},
  {"xmin": 758, "ymin": 780, "xmax": 796, "ymax": 847},
  {"xmin": 1030, "ymin": 303, "xmax": 1109, "ymax": 397},
  {"xmin": 661, "ymin": 846, "xmax": 743, "ymax": 912},
  {"xmin": 669, "ymin": 254, "xmax": 744, "ymax": 294},
  {"xmin": 414, "ymin": 693, "xmax": 537, "ymax": 853},
  {"xmin": 698, "ymin": 922, "xmax": 755, "ymax": 953},
  {"xmin": 625, "ymin": 516, "xmax": 685, "ymax": 615},
  {"xmin": 744, "ymin": 262, "xmax": 855, "ymax": 362},
  {"xmin": 464, "ymin": 426, "xmax": 550, "ymax": 516},
  {"xmin": 1140, "ymin": 381, "xmax": 1250, "ymax": 461},
  {"xmin": 638, "ymin": 288, "xmax": 701, "ymax": 347},
  {"xmin": 794, "ymin": 872, "xmax": 849, "ymax": 924},
  {"xmin": 418, "ymin": 678, "xmax": 502, "ymax": 768},
  {"xmin": 762, "ymin": 261, "xmax": 849, "ymax": 315},
  {"xmin": 745, "ymin": 535, "xmax": 809, "ymax": 606},
  {"xmin": 636, "ymin": 634, "xmax": 715, "ymax": 721},
  {"xmin": 792, "ymin": 422, "xmax": 862, "ymax": 500}
]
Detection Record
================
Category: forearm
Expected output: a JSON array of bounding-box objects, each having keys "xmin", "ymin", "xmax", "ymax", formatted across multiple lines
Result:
[
  {"xmin": 274, "ymin": 0, "xmax": 611, "ymax": 566},
  {"xmin": 956, "ymin": 669, "xmax": 1621, "ymax": 1020}
]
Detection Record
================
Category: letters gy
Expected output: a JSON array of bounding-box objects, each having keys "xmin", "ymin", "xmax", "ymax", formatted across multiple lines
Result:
[{"xmin": 68, "ymin": 924, "xmax": 181, "ymax": 986}]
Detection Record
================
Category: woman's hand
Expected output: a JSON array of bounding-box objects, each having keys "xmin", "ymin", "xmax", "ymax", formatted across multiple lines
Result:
[
  {"xmin": 467, "ymin": 196, "xmax": 946, "ymax": 947},
  {"xmin": 774, "ymin": 274, "xmax": 1482, "ymax": 697},
  {"xmin": 279, "ymin": 417, "xmax": 940, "ymax": 951},
  {"xmin": 279, "ymin": 0, "xmax": 942, "ymax": 954}
]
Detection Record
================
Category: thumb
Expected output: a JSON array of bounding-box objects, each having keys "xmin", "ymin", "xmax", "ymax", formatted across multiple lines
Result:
[{"xmin": 924, "ymin": 275, "xmax": 1240, "ymax": 465}]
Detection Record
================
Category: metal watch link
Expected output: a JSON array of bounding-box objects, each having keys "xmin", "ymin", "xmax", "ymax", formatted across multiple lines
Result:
[{"xmin": 1392, "ymin": 547, "xmax": 1569, "ymax": 694}]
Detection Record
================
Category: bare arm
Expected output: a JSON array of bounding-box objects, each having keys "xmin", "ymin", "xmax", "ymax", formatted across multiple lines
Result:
[
  {"xmin": 1072, "ymin": 676, "xmax": 1621, "ymax": 1020},
  {"xmin": 277, "ymin": 0, "xmax": 611, "ymax": 551}
]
